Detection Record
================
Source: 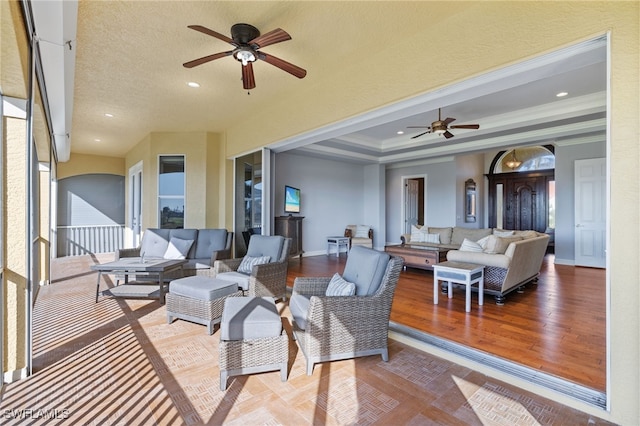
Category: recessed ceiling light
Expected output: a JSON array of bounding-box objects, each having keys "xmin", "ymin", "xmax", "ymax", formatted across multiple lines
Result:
[
  {"xmin": 94, "ymin": 138, "xmax": 101, "ymax": 142},
  {"xmin": 104, "ymin": 113, "xmax": 114, "ymax": 118},
  {"xmin": 397, "ymin": 130, "xmax": 404, "ymax": 135},
  {"xmin": 556, "ymin": 92, "xmax": 568, "ymax": 97},
  {"xmin": 187, "ymin": 81, "xmax": 200, "ymax": 88}
]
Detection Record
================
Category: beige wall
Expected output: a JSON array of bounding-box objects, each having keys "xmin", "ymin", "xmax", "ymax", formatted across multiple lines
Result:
[
  {"xmin": 124, "ymin": 131, "xmax": 228, "ymax": 236},
  {"xmin": 57, "ymin": 153, "xmax": 125, "ymax": 179},
  {"xmin": 3, "ymin": 116, "xmax": 27, "ymax": 375},
  {"xmin": 217, "ymin": 3, "xmax": 639, "ymax": 423}
]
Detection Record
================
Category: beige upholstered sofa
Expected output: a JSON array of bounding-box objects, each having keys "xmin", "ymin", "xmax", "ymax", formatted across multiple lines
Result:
[
  {"xmin": 400, "ymin": 225, "xmax": 493, "ymax": 250},
  {"xmin": 446, "ymin": 233, "xmax": 550, "ymax": 304}
]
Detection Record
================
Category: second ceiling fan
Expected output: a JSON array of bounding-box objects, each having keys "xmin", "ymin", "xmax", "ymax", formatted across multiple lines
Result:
[
  {"xmin": 183, "ymin": 23, "xmax": 307, "ymax": 90},
  {"xmin": 408, "ymin": 108, "xmax": 480, "ymax": 139}
]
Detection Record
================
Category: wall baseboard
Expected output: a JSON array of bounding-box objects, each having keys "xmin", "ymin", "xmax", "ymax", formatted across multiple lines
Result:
[
  {"xmin": 4, "ymin": 368, "xmax": 28, "ymax": 383},
  {"xmin": 554, "ymin": 258, "xmax": 576, "ymax": 266}
]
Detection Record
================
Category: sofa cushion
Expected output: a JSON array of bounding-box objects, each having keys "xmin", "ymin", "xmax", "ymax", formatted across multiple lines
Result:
[
  {"xmin": 428, "ymin": 227, "xmax": 452, "ymax": 244},
  {"xmin": 220, "ymin": 297, "xmax": 282, "ymax": 341},
  {"xmin": 163, "ymin": 237, "xmax": 194, "ymax": 259},
  {"xmin": 194, "ymin": 229, "xmax": 228, "ymax": 259},
  {"xmin": 169, "ymin": 276, "xmax": 238, "ymax": 301},
  {"xmin": 238, "ymin": 255, "xmax": 271, "ymax": 274},
  {"xmin": 247, "ymin": 235, "xmax": 284, "ymax": 262},
  {"xmin": 355, "ymin": 225, "xmax": 371, "ymax": 238},
  {"xmin": 216, "ymin": 271, "xmax": 250, "ymax": 291},
  {"xmin": 460, "ymin": 238, "xmax": 483, "ymax": 252},
  {"xmin": 483, "ymin": 235, "xmax": 523, "ymax": 254},
  {"xmin": 410, "ymin": 225, "xmax": 425, "ymax": 242},
  {"xmin": 325, "ymin": 273, "xmax": 356, "ymax": 296},
  {"xmin": 493, "ymin": 229, "xmax": 515, "ymax": 237},
  {"xmin": 342, "ymin": 246, "xmax": 390, "ymax": 295},
  {"xmin": 168, "ymin": 229, "xmax": 199, "ymax": 257},
  {"xmin": 289, "ymin": 294, "xmax": 312, "ymax": 330},
  {"xmin": 451, "ymin": 227, "xmax": 493, "ymax": 245},
  {"xmin": 140, "ymin": 229, "xmax": 171, "ymax": 258}
]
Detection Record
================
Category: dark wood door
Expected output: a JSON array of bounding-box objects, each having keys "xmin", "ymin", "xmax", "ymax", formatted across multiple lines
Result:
[{"xmin": 488, "ymin": 170, "xmax": 554, "ymax": 233}]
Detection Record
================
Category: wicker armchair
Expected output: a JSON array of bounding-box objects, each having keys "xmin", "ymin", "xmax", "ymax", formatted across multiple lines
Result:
[
  {"xmin": 212, "ymin": 235, "xmax": 292, "ymax": 302},
  {"xmin": 344, "ymin": 225, "xmax": 373, "ymax": 249},
  {"xmin": 289, "ymin": 246, "xmax": 403, "ymax": 375}
]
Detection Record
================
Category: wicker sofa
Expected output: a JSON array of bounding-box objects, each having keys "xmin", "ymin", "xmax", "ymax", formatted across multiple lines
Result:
[
  {"xmin": 115, "ymin": 228, "xmax": 233, "ymax": 278},
  {"xmin": 400, "ymin": 225, "xmax": 494, "ymax": 250}
]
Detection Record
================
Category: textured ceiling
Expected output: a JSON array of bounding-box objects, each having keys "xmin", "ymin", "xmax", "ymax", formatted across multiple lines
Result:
[{"xmin": 70, "ymin": 1, "xmax": 606, "ymax": 162}]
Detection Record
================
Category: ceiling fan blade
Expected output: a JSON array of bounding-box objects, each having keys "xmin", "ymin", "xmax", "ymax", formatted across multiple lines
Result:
[
  {"xmin": 250, "ymin": 28, "xmax": 291, "ymax": 49},
  {"xmin": 450, "ymin": 124, "xmax": 480, "ymax": 129},
  {"xmin": 257, "ymin": 52, "xmax": 307, "ymax": 79},
  {"xmin": 411, "ymin": 130, "xmax": 432, "ymax": 139},
  {"xmin": 443, "ymin": 131, "xmax": 455, "ymax": 139},
  {"xmin": 183, "ymin": 51, "xmax": 233, "ymax": 68},
  {"xmin": 242, "ymin": 62, "xmax": 256, "ymax": 90},
  {"xmin": 188, "ymin": 25, "xmax": 237, "ymax": 46},
  {"xmin": 407, "ymin": 126, "xmax": 430, "ymax": 129},
  {"xmin": 443, "ymin": 117, "xmax": 456, "ymax": 125}
]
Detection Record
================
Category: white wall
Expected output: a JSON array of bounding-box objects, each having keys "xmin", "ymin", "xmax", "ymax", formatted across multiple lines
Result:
[{"xmin": 274, "ymin": 152, "xmax": 366, "ymax": 255}]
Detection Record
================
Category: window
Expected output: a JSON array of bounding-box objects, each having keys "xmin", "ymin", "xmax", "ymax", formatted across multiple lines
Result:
[{"xmin": 158, "ymin": 155, "xmax": 185, "ymax": 229}]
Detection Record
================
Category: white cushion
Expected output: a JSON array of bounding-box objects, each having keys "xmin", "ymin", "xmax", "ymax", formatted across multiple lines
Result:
[
  {"xmin": 410, "ymin": 225, "xmax": 425, "ymax": 242},
  {"xmin": 424, "ymin": 233, "xmax": 440, "ymax": 244},
  {"xmin": 355, "ymin": 225, "xmax": 370, "ymax": 238},
  {"xmin": 325, "ymin": 273, "xmax": 356, "ymax": 296},
  {"xmin": 163, "ymin": 237, "xmax": 194, "ymax": 259},
  {"xmin": 494, "ymin": 229, "xmax": 515, "ymax": 237},
  {"xmin": 477, "ymin": 235, "xmax": 491, "ymax": 249},
  {"xmin": 237, "ymin": 255, "xmax": 271, "ymax": 274},
  {"xmin": 459, "ymin": 238, "xmax": 483, "ymax": 252}
]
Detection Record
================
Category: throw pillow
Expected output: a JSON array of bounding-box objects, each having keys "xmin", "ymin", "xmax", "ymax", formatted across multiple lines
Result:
[
  {"xmin": 483, "ymin": 235, "xmax": 522, "ymax": 254},
  {"xmin": 424, "ymin": 233, "xmax": 440, "ymax": 244},
  {"xmin": 325, "ymin": 273, "xmax": 356, "ymax": 296},
  {"xmin": 428, "ymin": 227, "xmax": 452, "ymax": 244},
  {"xmin": 163, "ymin": 237, "xmax": 194, "ymax": 260},
  {"xmin": 238, "ymin": 255, "xmax": 271, "ymax": 274},
  {"xmin": 493, "ymin": 229, "xmax": 515, "ymax": 237},
  {"xmin": 410, "ymin": 225, "xmax": 425, "ymax": 243},
  {"xmin": 459, "ymin": 238, "xmax": 483, "ymax": 252},
  {"xmin": 355, "ymin": 225, "xmax": 370, "ymax": 238},
  {"xmin": 476, "ymin": 235, "xmax": 491, "ymax": 250}
]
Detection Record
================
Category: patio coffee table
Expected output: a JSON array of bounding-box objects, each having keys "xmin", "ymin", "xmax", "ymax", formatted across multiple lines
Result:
[{"xmin": 92, "ymin": 258, "xmax": 187, "ymax": 304}]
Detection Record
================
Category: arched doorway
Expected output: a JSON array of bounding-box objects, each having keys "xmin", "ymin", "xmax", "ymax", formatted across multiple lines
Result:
[{"xmin": 487, "ymin": 146, "xmax": 555, "ymax": 243}]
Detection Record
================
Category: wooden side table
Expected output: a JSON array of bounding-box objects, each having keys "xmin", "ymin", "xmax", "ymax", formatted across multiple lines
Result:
[{"xmin": 432, "ymin": 261, "xmax": 484, "ymax": 312}]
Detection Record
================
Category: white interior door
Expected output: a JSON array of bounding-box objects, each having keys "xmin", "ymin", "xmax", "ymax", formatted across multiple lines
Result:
[
  {"xmin": 574, "ymin": 157, "xmax": 606, "ymax": 268},
  {"xmin": 129, "ymin": 162, "xmax": 143, "ymax": 247}
]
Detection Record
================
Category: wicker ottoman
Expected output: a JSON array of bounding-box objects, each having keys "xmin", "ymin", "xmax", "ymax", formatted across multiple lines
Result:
[
  {"xmin": 219, "ymin": 297, "xmax": 289, "ymax": 390},
  {"xmin": 166, "ymin": 276, "xmax": 242, "ymax": 334}
]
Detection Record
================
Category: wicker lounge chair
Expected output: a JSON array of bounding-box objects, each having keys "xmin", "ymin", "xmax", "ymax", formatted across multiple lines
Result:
[
  {"xmin": 289, "ymin": 246, "xmax": 403, "ymax": 375},
  {"xmin": 213, "ymin": 235, "xmax": 292, "ymax": 302}
]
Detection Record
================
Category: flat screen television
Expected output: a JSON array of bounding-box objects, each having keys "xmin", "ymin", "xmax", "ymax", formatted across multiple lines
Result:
[{"xmin": 284, "ymin": 185, "xmax": 301, "ymax": 214}]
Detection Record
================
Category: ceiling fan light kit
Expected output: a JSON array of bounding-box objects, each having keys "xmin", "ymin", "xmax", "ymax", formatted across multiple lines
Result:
[
  {"xmin": 408, "ymin": 108, "xmax": 480, "ymax": 140},
  {"xmin": 183, "ymin": 22, "xmax": 306, "ymax": 90}
]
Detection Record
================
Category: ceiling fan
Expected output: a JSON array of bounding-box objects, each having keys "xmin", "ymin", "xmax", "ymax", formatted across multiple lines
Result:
[
  {"xmin": 183, "ymin": 23, "xmax": 307, "ymax": 90},
  {"xmin": 408, "ymin": 108, "xmax": 480, "ymax": 139}
]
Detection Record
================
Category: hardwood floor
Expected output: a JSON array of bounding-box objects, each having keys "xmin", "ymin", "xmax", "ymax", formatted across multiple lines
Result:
[{"xmin": 288, "ymin": 253, "xmax": 607, "ymax": 392}]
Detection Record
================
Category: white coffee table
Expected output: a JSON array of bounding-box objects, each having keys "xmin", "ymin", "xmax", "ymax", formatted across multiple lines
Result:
[
  {"xmin": 432, "ymin": 261, "xmax": 484, "ymax": 312},
  {"xmin": 326, "ymin": 236, "xmax": 350, "ymax": 257}
]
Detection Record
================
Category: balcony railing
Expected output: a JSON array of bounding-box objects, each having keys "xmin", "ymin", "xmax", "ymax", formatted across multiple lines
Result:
[{"xmin": 57, "ymin": 224, "xmax": 125, "ymax": 257}]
